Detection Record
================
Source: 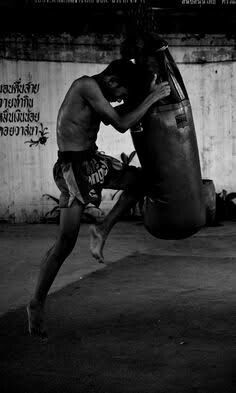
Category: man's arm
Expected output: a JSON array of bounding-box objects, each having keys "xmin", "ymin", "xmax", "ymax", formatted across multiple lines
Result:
[{"xmin": 80, "ymin": 77, "xmax": 170, "ymax": 133}]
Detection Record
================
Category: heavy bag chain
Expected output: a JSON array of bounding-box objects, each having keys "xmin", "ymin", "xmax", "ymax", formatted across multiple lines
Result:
[{"xmin": 125, "ymin": 2, "xmax": 159, "ymax": 34}]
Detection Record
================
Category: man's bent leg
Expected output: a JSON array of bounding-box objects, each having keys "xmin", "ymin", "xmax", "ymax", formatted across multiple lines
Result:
[
  {"xmin": 27, "ymin": 200, "xmax": 84, "ymax": 338},
  {"xmin": 90, "ymin": 164, "xmax": 145, "ymax": 264},
  {"xmin": 90, "ymin": 189, "xmax": 140, "ymax": 263}
]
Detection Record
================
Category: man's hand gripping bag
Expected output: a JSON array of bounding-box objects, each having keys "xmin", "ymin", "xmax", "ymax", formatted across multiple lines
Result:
[{"xmin": 130, "ymin": 38, "xmax": 206, "ymax": 239}]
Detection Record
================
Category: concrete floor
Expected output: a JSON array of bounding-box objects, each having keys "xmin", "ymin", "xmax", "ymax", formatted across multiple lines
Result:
[{"xmin": 1, "ymin": 220, "xmax": 236, "ymax": 392}]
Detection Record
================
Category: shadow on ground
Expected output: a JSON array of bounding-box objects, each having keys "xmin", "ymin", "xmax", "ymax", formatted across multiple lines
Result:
[{"xmin": 1, "ymin": 253, "xmax": 236, "ymax": 393}]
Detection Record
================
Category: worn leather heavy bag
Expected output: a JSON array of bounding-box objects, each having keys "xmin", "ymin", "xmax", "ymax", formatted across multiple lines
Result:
[{"xmin": 129, "ymin": 38, "xmax": 205, "ymax": 239}]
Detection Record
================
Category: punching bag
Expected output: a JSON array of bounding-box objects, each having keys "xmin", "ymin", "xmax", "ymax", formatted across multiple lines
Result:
[{"xmin": 128, "ymin": 37, "xmax": 206, "ymax": 239}]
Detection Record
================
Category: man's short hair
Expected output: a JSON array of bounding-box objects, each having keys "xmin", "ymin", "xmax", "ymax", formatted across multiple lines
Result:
[{"xmin": 104, "ymin": 59, "xmax": 139, "ymax": 89}]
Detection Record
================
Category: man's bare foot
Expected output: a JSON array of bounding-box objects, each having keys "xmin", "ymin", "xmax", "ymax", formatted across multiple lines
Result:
[
  {"xmin": 27, "ymin": 300, "xmax": 48, "ymax": 340},
  {"xmin": 89, "ymin": 224, "xmax": 106, "ymax": 263}
]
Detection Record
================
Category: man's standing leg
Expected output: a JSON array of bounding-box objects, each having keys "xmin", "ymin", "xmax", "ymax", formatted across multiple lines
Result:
[{"xmin": 27, "ymin": 200, "xmax": 84, "ymax": 338}]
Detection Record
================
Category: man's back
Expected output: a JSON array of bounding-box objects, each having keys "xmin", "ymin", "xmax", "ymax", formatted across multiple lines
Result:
[{"xmin": 56, "ymin": 76, "xmax": 101, "ymax": 152}]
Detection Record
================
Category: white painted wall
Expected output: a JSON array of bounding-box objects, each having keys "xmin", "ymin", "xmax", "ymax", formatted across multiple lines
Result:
[
  {"xmin": 0, "ymin": 39, "xmax": 235, "ymax": 222},
  {"xmin": 180, "ymin": 62, "xmax": 236, "ymax": 192},
  {"xmin": 0, "ymin": 60, "xmax": 135, "ymax": 222}
]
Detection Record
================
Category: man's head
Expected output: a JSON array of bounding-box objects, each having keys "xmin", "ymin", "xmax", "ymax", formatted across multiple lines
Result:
[{"xmin": 100, "ymin": 59, "xmax": 138, "ymax": 102}]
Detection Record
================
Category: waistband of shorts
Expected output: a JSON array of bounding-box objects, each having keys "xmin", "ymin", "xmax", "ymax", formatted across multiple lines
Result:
[{"xmin": 58, "ymin": 147, "xmax": 97, "ymax": 163}]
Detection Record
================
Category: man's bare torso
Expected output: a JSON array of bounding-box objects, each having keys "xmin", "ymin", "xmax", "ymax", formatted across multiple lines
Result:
[{"xmin": 57, "ymin": 76, "xmax": 101, "ymax": 152}]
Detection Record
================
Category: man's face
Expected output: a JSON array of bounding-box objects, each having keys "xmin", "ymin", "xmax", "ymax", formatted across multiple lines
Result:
[{"xmin": 105, "ymin": 76, "xmax": 128, "ymax": 103}]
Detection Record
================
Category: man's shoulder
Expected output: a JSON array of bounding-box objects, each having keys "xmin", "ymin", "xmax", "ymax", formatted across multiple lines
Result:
[
  {"xmin": 72, "ymin": 76, "xmax": 103, "ymax": 102},
  {"xmin": 73, "ymin": 76, "xmax": 98, "ymax": 90}
]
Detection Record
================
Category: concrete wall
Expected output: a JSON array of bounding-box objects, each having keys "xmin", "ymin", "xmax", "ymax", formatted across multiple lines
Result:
[{"xmin": 0, "ymin": 33, "xmax": 235, "ymax": 222}]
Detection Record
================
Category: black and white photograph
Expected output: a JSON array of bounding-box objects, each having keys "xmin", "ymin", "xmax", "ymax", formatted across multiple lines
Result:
[{"xmin": 1, "ymin": 0, "xmax": 236, "ymax": 392}]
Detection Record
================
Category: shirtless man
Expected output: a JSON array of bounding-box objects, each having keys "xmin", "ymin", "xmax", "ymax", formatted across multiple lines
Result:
[{"xmin": 27, "ymin": 59, "xmax": 170, "ymax": 339}]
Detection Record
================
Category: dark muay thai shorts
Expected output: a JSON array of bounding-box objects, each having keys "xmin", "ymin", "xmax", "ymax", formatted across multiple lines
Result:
[{"xmin": 53, "ymin": 148, "xmax": 144, "ymax": 208}]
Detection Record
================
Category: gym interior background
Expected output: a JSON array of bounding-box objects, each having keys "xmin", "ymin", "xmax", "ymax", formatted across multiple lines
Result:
[
  {"xmin": 0, "ymin": 1, "xmax": 236, "ymax": 223},
  {"xmin": 1, "ymin": 3, "xmax": 236, "ymax": 393}
]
